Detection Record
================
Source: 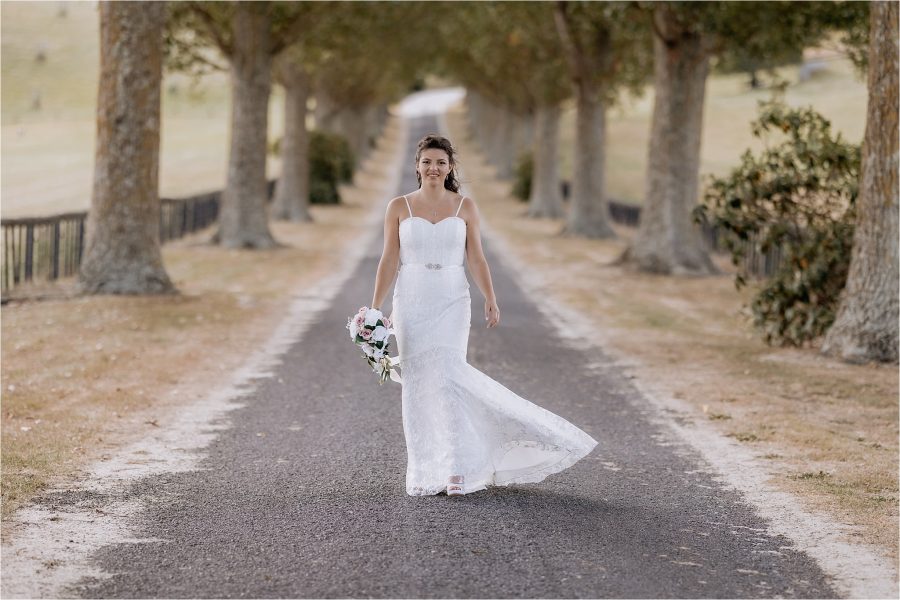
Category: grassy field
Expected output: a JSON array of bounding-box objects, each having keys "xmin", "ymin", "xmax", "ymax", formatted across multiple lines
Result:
[
  {"xmin": 561, "ymin": 56, "xmax": 867, "ymax": 205},
  {"xmin": 1, "ymin": 1, "xmax": 284, "ymax": 218}
]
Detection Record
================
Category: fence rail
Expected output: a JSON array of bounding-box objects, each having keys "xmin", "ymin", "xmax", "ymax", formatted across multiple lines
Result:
[
  {"xmin": 2, "ymin": 212, "xmax": 88, "ymax": 294},
  {"xmin": 2, "ymin": 195, "xmax": 219, "ymax": 295},
  {"xmin": 1, "ymin": 181, "xmax": 278, "ymax": 296},
  {"xmin": 606, "ymin": 199, "xmax": 783, "ymax": 278},
  {"xmin": 2, "ymin": 186, "xmax": 777, "ymax": 297}
]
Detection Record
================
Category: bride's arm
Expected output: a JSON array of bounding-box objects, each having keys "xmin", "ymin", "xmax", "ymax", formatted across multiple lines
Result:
[
  {"xmin": 462, "ymin": 198, "xmax": 500, "ymax": 328},
  {"xmin": 371, "ymin": 198, "xmax": 402, "ymax": 311}
]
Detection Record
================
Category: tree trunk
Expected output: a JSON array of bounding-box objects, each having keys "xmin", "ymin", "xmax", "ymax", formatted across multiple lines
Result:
[
  {"xmin": 376, "ymin": 103, "xmax": 390, "ymax": 133},
  {"xmin": 217, "ymin": 1, "xmax": 277, "ymax": 249},
  {"xmin": 79, "ymin": 1, "xmax": 174, "ymax": 295},
  {"xmin": 479, "ymin": 99, "xmax": 498, "ymax": 166},
  {"xmin": 512, "ymin": 109, "xmax": 535, "ymax": 165},
  {"xmin": 272, "ymin": 66, "xmax": 312, "ymax": 222},
  {"xmin": 822, "ymin": 1, "xmax": 899, "ymax": 363},
  {"xmin": 362, "ymin": 104, "xmax": 383, "ymax": 159},
  {"xmin": 469, "ymin": 91, "xmax": 492, "ymax": 155},
  {"xmin": 334, "ymin": 106, "xmax": 366, "ymax": 164},
  {"xmin": 313, "ymin": 89, "xmax": 338, "ymax": 132},
  {"xmin": 348, "ymin": 106, "xmax": 369, "ymax": 162},
  {"xmin": 563, "ymin": 88, "xmax": 615, "ymax": 237},
  {"xmin": 465, "ymin": 91, "xmax": 485, "ymax": 147},
  {"xmin": 493, "ymin": 105, "xmax": 516, "ymax": 180},
  {"xmin": 528, "ymin": 103, "xmax": 564, "ymax": 218},
  {"xmin": 622, "ymin": 9, "xmax": 715, "ymax": 274}
]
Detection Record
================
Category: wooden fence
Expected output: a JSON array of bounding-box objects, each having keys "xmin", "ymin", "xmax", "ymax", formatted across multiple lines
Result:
[
  {"xmin": 0, "ymin": 181, "xmax": 276, "ymax": 296},
  {"xmin": 1, "ymin": 186, "xmax": 777, "ymax": 297},
  {"xmin": 605, "ymin": 199, "xmax": 783, "ymax": 278}
]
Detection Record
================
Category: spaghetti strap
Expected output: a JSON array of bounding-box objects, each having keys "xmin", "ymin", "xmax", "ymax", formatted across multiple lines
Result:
[
  {"xmin": 455, "ymin": 196, "xmax": 466, "ymax": 217},
  {"xmin": 403, "ymin": 194, "xmax": 413, "ymax": 218}
]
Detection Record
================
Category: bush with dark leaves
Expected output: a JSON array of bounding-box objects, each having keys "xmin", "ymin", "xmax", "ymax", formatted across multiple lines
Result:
[{"xmin": 695, "ymin": 97, "xmax": 860, "ymax": 346}]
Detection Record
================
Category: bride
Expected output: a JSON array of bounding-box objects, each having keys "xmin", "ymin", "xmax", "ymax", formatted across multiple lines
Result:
[{"xmin": 370, "ymin": 134, "xmax": 597, "ymax": 496}]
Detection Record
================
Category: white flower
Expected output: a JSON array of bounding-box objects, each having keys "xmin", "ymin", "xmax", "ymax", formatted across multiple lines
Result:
[
  {"xmin": 361, "ymin": 344, "xmax": 375, "ymax": 357},
  {"xmin": 364, "ymin": 308, "xmax": 382, "ymax": 326},
  {"xmin": 347, "ymin": 319, "xmax": 358, "ymax": 339},
  {"xmin": 373, "ymin": 346, "xmax": 385, "ymax": 360},
  {"xmin": 371, "ymin": 325, "xmax": 388, "ymax": 342}
]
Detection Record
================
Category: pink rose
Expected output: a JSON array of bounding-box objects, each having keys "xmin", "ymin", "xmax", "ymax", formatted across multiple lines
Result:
[
  {"xmin": 359, "ymin": 327, "xmax": 373, "ymax": 340},
  {"xmin": 358, "ymin": 306, "xmax": 368, "ymax": 315},
  {"xmin": 354, "ymin": 314, "xmax": 365, "ymax": 327},
  {"xmin": 383, "ymin": 317, "xmax": 392, "ymax": 328}
]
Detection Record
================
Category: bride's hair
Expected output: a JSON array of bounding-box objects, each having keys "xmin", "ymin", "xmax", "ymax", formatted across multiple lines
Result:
[{"xmin": 415, "ymin": 134, "xmax": 461, "ymax": 193}]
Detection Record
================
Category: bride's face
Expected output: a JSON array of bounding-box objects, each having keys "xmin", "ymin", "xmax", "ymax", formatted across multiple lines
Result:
[{"xmin": 417, "ymin": 149, "xmax": 452, "ymax": 185}]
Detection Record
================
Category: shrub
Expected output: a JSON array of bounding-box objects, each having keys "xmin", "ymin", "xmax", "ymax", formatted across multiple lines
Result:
[
  {"xmin": 512, "ymin": 151, "xmax": 532, "ymax": 202},
  {"xmin": 309, "ymin": 130, "xmax": 355, "ymax": 205},
  {"xmin": 694, "ymin": 96, "xmax": 860, "ymax": 346}
]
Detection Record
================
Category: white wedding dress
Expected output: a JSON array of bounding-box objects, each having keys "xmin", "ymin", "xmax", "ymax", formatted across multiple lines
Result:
[{"xmin": 391, "ymin": 194, "xmax": 598, "ymax": 496}]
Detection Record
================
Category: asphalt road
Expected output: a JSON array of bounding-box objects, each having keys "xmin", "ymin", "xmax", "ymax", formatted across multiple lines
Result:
[{"xmin": 71, "ymin": 116, "xmax": 837, "ymax": 598}]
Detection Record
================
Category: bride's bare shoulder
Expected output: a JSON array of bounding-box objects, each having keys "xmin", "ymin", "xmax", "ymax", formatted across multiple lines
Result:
[
  {"xmin": 385, "ymin": 196, "xmax": 409, "ymax": 216},
  {"xmin": 457, "ymin": 195, "xmax": 479, "ymax": 218}
]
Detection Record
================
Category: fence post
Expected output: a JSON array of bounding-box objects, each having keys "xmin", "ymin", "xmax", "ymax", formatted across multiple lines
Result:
[
  {"xmin": 159, "ymin": 204, "xmax": 167, "ymax": 243},
  {"xmin": 51, "ymin": 221, "xmax": 60, "ymax": 280},
  {"xmin": 181, "ymin": 201, "xmax": 189, "ymax": 238},
  {"xmin": 77, "ymin": 218, "xmax": 85, "ymax": 265},
  {"xmin": 13, "ymin": 227, "xmax": 21, "ymax": 284},
  {"xmin": 25, "ymin": 223, "xmax": 34, "ymax": 281}
]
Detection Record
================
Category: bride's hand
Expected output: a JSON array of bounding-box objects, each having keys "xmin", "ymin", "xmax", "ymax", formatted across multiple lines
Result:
[{"xmin": 484, "ymin": 299, "xmax": 500, "ymax": 328}]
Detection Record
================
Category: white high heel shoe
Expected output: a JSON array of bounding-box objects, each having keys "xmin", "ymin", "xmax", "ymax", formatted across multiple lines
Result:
[{"xmin": 447, "ymin": 475, "xmax": 465, "ymax": 496}]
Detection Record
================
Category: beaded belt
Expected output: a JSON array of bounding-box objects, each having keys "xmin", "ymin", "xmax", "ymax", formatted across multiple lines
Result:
[{"xmin": 402, "ymin": 263, "xmax": 463, "ymax": 270}]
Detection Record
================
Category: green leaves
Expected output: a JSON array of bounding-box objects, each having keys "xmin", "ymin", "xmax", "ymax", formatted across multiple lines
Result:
[
  {"xmin": 308, "ymin": 130, "xmax": 354, "ymax": 205},
  {"xmin": 695, "ymin": 95, "xmax": 861, "ymax": 347},
  {"xmin": 512, "ymin": 151, "xmax": 534, "ymax": 202},
  {"xmin": 164, "ymin": 2, "xmax": 234, "ymax": 76}
]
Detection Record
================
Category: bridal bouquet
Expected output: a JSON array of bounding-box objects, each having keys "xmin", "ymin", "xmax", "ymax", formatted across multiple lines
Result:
[{"xmin": 346, "ymin": 306, "xmax": 400, "ymax": 384}]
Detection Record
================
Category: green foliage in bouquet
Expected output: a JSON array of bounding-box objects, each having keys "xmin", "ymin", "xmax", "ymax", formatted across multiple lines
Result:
[
  {"xmin": 512, "ymin": 151, "xmax": 533, "ymax": 202},
  {"xmin": 310, "ymin": 130, "xmax": 355, "ymax": 205},
  {"xmin": 694, "ymin": 96, "xmax": 860, "ymax": 347},
  {"xmin": 347, "ymin": 308, "xmax": 396, "ymax": 385}
]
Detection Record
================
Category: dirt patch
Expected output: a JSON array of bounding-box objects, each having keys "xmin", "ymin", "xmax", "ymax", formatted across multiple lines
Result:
[
  {"xmin": 1, "ymin": 116, "xmax": 405, "ymax": 535},
  {"xmin": 445, "ymin": 106, "xmax": 899, "ymax": 564}
]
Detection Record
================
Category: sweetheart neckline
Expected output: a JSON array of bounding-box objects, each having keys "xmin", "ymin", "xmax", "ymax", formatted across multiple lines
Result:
[{"xmin": 401, "ymin": 216, "xmax": 465, "ymax": 227}]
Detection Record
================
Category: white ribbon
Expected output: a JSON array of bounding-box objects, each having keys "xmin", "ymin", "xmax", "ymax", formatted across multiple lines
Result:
[{"xmin": 387, "ymin": 354, "xmax": 403, "ymax": 384}]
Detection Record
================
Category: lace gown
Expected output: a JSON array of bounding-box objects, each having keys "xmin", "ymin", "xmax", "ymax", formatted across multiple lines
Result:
[{"xmin": 391, "ymin": 195, "xmax": 598, "ymax": 496}]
